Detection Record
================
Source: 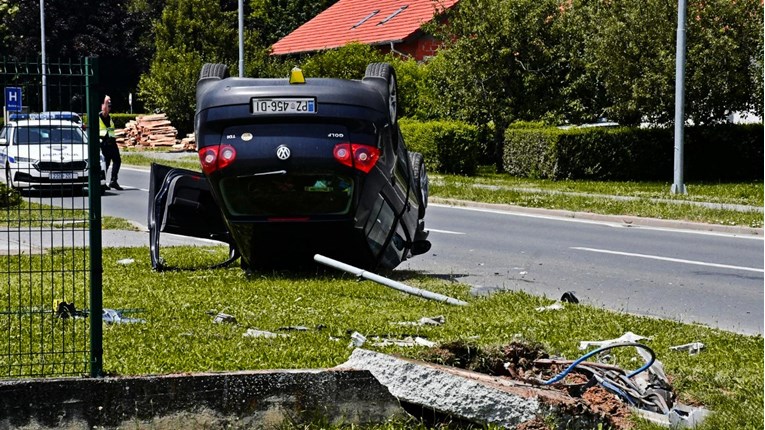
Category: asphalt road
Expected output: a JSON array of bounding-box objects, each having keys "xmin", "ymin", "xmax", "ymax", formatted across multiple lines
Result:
[{"xmin": 25, "ymin": 165, "xmax": 765, "ymax": 335}]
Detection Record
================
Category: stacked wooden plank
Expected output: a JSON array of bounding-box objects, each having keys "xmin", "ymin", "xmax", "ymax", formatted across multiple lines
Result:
[
  {"xmin": 173, "ymin": 133, "xmax": 196, "ymax": 151},
  {"xmin": 115, "ymin": 113, "xmax": 178, "ymax": 148}
]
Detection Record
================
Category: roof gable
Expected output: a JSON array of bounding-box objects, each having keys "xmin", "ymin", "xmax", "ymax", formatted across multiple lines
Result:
[{"xmin": 271, "ymin": 0, "xmax": 458, "ymax": 55}]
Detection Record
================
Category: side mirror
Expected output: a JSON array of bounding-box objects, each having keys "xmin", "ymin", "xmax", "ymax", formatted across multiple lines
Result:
[{"xmin": 0, "ymin": 138, "xmax": 7, "ymax": 146}]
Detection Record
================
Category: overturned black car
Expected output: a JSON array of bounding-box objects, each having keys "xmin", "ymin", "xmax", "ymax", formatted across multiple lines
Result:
[{"xmin": 149, "ymin": 63, "xmax": 430, "ymax": 271}]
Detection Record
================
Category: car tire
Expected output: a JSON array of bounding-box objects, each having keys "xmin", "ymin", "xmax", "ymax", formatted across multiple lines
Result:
[
  {"xmin": 408, "ymin": 152, "xmax": 428, "ymax": 218},
  {"xmin": 363, "ymin": 63, "xmax": 398, "ymax": 125},
  {"xmin": 199, "ymin": 63, "xmax": 230, "ymax": 80},
  {"xmin": 197, "ymin": 63, "xmax": 230, "ymax": 102}
]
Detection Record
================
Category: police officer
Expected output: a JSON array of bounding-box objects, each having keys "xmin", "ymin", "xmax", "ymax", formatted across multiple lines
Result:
[{"xmin": 99, "ymin": 95, "xmax": 122, "ymax": 190}]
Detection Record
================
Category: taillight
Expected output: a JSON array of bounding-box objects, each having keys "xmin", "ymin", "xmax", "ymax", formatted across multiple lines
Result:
[
  {"xmin": 333, "ymin": 143, "xmax": 380, "ymax": 174},
  {"xmin": 198, "ymin": 144, "xmax": 237, "ymax": 175}
]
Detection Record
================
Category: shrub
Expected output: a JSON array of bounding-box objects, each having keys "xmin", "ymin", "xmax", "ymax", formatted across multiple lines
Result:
[
  {"xmin": 110, "ymin": 114, "xmax": 139, "ymax": 129},
  {"xmin": 399, "ymin": 119, "xmax": 482, "ymax": 175},
  {"xmin": 503, "ymin": 124, "xmax": 763, "ymax": 181},
  {"xmin": 0, "ymin": 182, "xmax": 22, "ymax": 208}
]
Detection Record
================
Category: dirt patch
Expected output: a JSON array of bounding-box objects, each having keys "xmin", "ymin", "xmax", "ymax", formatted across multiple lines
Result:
[
  {"xmin": 516, "ymin": 416, "xmax": 553, "ymax": 430},
  {"xmin": 421, "ymin": 341, "xmax": 640, "ymax": 430}
]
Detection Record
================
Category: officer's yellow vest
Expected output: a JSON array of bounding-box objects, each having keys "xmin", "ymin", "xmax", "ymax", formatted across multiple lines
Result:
[{"xmin": 99, "ymin": 115, "xmax": 115, "ymax": 138}]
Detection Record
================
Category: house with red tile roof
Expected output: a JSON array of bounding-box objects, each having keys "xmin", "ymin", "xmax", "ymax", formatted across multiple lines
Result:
[{"xmin": 271, "ymin": 0, "xmax": 459, "ymax": 61}]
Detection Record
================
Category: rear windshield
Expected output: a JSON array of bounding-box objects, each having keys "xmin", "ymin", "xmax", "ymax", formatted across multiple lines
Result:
[
  {"xmin": 13, "ymin": 126, "xmax": 86, "ymax": 145},
  {"xmin": 219, "ymin": 173, "xmax": 354, "ymax": 217}
]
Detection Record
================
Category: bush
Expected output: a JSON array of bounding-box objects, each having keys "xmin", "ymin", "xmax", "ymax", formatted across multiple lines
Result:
[
  {"xmin": 111, "ymin": 114, "xmax": 139, "ymax": 129},
  {"xmin": 399, "ymin": 119, "xmax": 482, "ymax": 175},
  {"xmin": 0, "ymin": 182, "xmax": 22, "ymax": 208},
  {"xmin": 503, "ymin": 124, "xmax": 763, "ymax": 181}
]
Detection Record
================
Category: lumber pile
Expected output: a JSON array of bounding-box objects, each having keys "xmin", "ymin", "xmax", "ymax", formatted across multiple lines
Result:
[
  {"xmin": 173, "ymin": 133, "xmax": 196, "ymax": 151},
  {"xmin": 115, "ymin": 113, "xmax": 178, "ymax": 148}
]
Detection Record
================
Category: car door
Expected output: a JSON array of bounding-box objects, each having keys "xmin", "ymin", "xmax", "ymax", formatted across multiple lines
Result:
[{"xmin": 148, "ymin": 163, "xmax": 234, "ymax": 270}]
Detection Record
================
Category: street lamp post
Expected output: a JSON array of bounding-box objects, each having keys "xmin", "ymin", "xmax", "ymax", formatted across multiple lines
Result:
[
  {"xmin": 671, "ymin": 0, "xmax": 687, "ymax": 195},
  {"xmin": 238, "ymin": 0, "xmax": 244, "ymax": 77},
  {"xmin": 40, "ymin": 0, "xmax": 47, "ymax": 111}
]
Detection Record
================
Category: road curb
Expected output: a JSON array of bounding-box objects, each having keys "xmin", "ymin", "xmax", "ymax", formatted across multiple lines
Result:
[{"xmin": 430, "ymin": 197, "xmax": 764, "ymax": 237}]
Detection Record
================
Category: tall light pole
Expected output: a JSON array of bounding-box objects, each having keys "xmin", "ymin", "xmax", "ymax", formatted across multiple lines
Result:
[
  {"xmin": 238, "ymin": 0, "xmax": 244, "ymax": 77},
  {"xmin": 40, "ymin": 0, "xmax": 47, "ymax": 111},
  {"xmin": 671, "ymin": 0, "xmax": 687, "ymax": 195}
]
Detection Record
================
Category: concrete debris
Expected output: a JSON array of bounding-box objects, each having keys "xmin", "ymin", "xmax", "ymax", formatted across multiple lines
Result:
[
  {"xmin": 634, "ymin": 403, "xmax": 712, "ymax": 429},
  {"xmin": 669, "ymin": 342, "xmax": 705, "ymax": 355},
  {"xmin": 337, "ymin": 348, "xmax": 608, "ymax": 429},
  {"xmin": 103, "ymin": 309, "xmax": 145, "ymax": 324},
  {"xmin": 578, "ymin": 331, "xmax": 651, "ymax": 350}
]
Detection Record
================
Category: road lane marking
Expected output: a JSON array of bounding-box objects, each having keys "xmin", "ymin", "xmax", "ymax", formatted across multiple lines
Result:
[
  {"xmin": 428, "ymin": 228, "xmax": 465, "ymax": 235},
  {"xmin": 431, "ymin": 203, "xmax": 763, "ymax": 241},
  {"xmin": 571, "ymin": 246, "xmax": 764, "ymax": 273}
]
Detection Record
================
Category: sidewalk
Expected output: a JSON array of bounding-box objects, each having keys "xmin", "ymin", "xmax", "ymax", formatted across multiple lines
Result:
[
  {"xmin": 2, "ymin": 198, "xmax": 761, "ymax": 256},
  {"xmin": 0, "ymin": 227, "xmax": 225, "ymax": 255}
]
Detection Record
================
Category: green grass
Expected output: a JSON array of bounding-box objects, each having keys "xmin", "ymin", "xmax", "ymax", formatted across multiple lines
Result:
[
  {"xmin": 89, "ymin": 246, "xmax": 762, "ymax": 429},
  {"xmin": 0, "ymin": 200, "xmax": 138, "ymax": 230},
  {"xmin": 431, "ymin": 171, "xmax": 763, "ymax": 228},
  {"xmin": 121, "ymin": 151, "xmax": 202, "ymax": 171},
  {"xmin": 118, "ymin": 153, "xmax": 763, "ymax": 228}
]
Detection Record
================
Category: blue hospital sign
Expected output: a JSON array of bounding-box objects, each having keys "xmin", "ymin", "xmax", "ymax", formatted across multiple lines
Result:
[{"xmin": 5, "ymin": 87, "xmax": 22, "ymax": 112}]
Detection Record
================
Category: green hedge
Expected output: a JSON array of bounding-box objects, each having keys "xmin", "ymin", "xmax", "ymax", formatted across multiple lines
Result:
[
  {"xmin": 83, "ymin": 113, "xmax": 138, "ymax": 129},
  {"xmin": 399, "ymin": 119, "xmax": 482, "ymax": 175},
  {"xmin": 503, "ymin": 124, "xmax": 763, "ymax": 181}
]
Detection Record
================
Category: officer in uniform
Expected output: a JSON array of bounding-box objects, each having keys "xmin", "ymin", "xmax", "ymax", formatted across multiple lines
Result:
[{"xmin": 99, "ymin": 95, "xmax": 122, "ymax": 190}]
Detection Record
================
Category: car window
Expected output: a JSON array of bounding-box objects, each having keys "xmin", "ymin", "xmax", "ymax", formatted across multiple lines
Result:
[{"xmin": 15, "ymin": 126, "xmax": 85, "ymax": 145}]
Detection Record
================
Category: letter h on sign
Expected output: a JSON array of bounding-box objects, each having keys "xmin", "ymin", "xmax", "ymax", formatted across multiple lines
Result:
[{"xmin": 4, "ymin": 87, "xmax": 22, "ymax": 112}]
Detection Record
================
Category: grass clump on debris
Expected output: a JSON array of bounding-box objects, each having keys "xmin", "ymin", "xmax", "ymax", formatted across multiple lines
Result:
[{"xmin": 93, "ymin": 246, "xmax": 763, "ymax": 430}]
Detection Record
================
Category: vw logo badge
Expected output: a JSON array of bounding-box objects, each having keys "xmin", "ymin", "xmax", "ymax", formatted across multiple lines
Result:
[{"xmin": 276, "ymin": 145, "xmax": 291, "ymax": 161}]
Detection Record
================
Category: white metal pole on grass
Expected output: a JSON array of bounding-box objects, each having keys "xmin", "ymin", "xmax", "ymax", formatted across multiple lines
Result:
[
  {"xmin": 314, "ymin": 254, "xmax": 468, "ymax": 306},
  {"xmin": 671, "ymin": 0, "xmax": 688, "ymax": 195},
  {"xmin": 238, "ymin": 0, "xmax": 244, "ymax": 77},
  {"xmin": 40, "ymin": 0, "xmax": 47, "ymax": 111}
]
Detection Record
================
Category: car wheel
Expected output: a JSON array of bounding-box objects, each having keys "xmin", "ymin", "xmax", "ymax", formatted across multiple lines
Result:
[
  {"xmin": 364, "ymin": 63, "xmax": 398, "ymax": 125},
  {"xmin": 199, "ymin": 63, "xmax": 230, "ymax": 80},
  {"xmin": 408, "ymin": 152, "xmax": 428, "ymax": 218}
]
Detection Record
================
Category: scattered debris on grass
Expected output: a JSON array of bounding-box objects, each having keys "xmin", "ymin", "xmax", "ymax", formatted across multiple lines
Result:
[{"xmin": 669, "ymin": 342, "xmax": 705, "ymax": 355}]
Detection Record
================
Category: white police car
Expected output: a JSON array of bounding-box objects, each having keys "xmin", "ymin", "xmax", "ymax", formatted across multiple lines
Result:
[{"xmin": 0, "ymin": 118, "xmax": 106, "ymax": 192}]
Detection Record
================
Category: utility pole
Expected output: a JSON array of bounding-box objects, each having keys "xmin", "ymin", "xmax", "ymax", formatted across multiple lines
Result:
[
  {"xmin": 238, "ymin": 0, "xmax": 244, "ymax": 77},
  {"xmin": 40, "ymin": 0, "xmax": 47, "ymax": 111},
  {"xmin": 671, "ymin": 0, "xmax": 687, "ymax": 195}
]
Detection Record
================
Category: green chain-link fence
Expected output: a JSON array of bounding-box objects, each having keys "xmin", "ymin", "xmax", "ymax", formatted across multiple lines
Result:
[{"xmin": 0, "ymin": 57, "xmax": 102, "ymax": 378}]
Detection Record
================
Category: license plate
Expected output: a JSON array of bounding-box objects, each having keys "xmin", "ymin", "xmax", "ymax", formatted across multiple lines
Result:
[
  {"xmin": 49, "ymin": 172, "xmax": 76, "ymax": 180},
  {"xmin": 251, "ymin": 98, "xmax": 316, "ymax": 114}
]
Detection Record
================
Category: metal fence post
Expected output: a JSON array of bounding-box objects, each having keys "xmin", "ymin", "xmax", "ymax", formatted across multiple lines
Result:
[{"xmin": 86, "ymin": 57, "xmax": 103, "ymax": 377}]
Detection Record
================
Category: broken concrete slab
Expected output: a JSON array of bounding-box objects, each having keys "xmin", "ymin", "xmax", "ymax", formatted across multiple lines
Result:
[
  {"xmin": 337, "ymin": 348, "xmax": 611, "ymax": 429},
  {"xmin": 0, "ymin": 369, "xmax": 406, "ymax": 429}
]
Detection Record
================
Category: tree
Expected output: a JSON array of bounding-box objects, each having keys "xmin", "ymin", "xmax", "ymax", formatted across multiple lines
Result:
[
  {"xmin": 249, "ymin": 0, "xmax": 338, "ymax": 46},
  {"xmin": 138, "ymin": 0, "xmax": 238, "ymax": 133},
  {"xmin": 578, "ymin": 0, "xmax": 763, "ymax": 125},
  {"xmin": 422, "ymin": 0, "xmax": 570, "ymax": 167}
]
